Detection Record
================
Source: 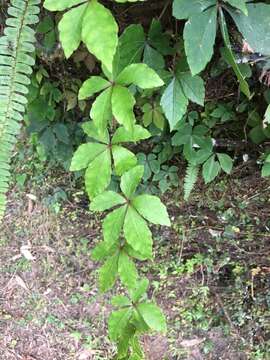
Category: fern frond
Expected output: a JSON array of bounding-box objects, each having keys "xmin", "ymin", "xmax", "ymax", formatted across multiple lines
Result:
[
  {"xmin": 0, "ymin": 0, "xmax": 40, "ymax": 220},
  {"xmin": 184, "ymin": 163, "xmax": 199, "ymax": 201}
]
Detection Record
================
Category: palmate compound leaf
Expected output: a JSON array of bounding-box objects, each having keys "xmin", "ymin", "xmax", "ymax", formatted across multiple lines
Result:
[
  {"xmin": 58, "ymin": 3, "xmax": 88, "ymax": 58},
  {"xmin": 116, "ymin": 63, "xmax": 164, "ymax": 89},
  {"xmin": 90, "ymin": 191, "xmax": 126, "ymax": 211},
  {"xmin": 132, "ymin": 194, "xmax": 171, "ymax": 226},
  {"xmin": 137, "ymin": 302, "xmax": 167, "ymax": 333},
  {"xmin": 82, "ymin": 0, "xmax": 118, "ymax": 74},
  {"xmin": 184, "ymin": 6, "xmax": 217, "ymax": 75},
  {"xmin": 123, "ymin": 206, "xmax": 153, "ymax": 259},
  {"xmin": 118, "ymin": 250, "xmax": 138, "ymax": 290}
]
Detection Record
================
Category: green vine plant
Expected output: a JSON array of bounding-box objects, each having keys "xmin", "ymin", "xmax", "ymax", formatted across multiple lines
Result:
[
  {"xmin": 41, "ymin": 0, "xmax": 270, "ymax": 357},
  {"xmin": 0, "ymin": 0, "xmax": 40, "ymax": 219}
]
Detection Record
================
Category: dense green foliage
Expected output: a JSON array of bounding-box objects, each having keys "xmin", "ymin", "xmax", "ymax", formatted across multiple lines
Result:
[{"xmin": 2, "ymin": 0, "xmax": 270, "ymax": 358}]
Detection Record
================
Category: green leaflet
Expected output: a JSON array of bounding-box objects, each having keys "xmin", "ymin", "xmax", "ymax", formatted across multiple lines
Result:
[
  {"xmin": 224, "ymin": 0, "xmax": 247, "ymax": 15},
  {"xmin": 160, "ymin": 77, "xmax": 188, "ymax": 131},
  {"xmin": 111, "ymin": 85, "xmax": 136, "ymax": 132},
  {"xmin": 113, "ymin": 24, "xmax": 145, "ymax": 76},
  {"xmin": 82, "ymin": 121, "xmax": 109, "ymax": 143},
  {"xmin": 136, "ymin": 303, "xmax": 167, "ymax": 332},
  {"xmin": 202, "ymin": 154, "xmax": 220, "ymax": 184},
  {"xmin": 217, "ymin": 153, "xmax": 233, "ymax": 174},
  {"xmin": 111, "ymin": 295, "xmax": 131, "ymax": 307},
  {"xmin": 58, "ymin": 3, "xmax": 87, "ymax": 58},
  {"xmin": 230, "ymin": 3, "xmax": 270, "ymax": 55},
  {"xmin": 82, "ymin": 0, "xmax": 118, "ymax": 74},
  {"xmin": 108, "ymin": 308, "xmax": 132, "ymax": 341},
  {"xmin": 124, "ymin": 206, "xmax": 153, "ymax": 259},
  {"xmin": 120, "ymin": 165, "xmax": 144, "ymax": 198},
  {"xmin": 219, "ymin": 8, "xmax": 250, "ymax": 98},
  {"xmin": 116, "ymin": 63, "xmax": 164, "ymax": 89},
  {"xmin": 118, "ymin": 251, "xmax": 138, "ymax": 290},
  {"xmin": 179, "ymin": 73, "xmax": 205, "ymax": 106},
  {"xmin": 90, "ymin": 191, "xmax": 126, "ymax": 212},
  {"xmin": 43, "ymin": 0, "xmax": 87, "ymax": 11},
  {"xmin": 130, "ymin": 278, "xmax": 149, "ymax": 303},
  {"xmin": 70, "ymin": 142, "xmax": 106, "ymax": 171},
  {"xmin": 132, "ymin": 194, "xmax": 171, "ymax": 226},
  {"xmin": 112, "ymin": 145, "xmax": 138, "ymax": 176},
  {"xmin": 173, "ymin": 0, "xmax": 216, "ymax": 20},
  {"xmin": 85, "ymin": 148, "xmax": 111, "ymax": 199},
  {"xmin": 99, "ymin": 252, "xmax": 119, "ymax": 292},
  {"xmin": 90, "ymin": 87, "xmax": 113, "ymax": 131},
  {"xmin": 102, "ymin": 205, "xmax": 127, "ymax": 245},
  {"xmin": 184, "ymin": 6, "xmax": 217, "ymax": 75},
  {"xmin": 112, "ymin": 125, "xmax": 151, "ymax": 144},
  {"xmin": 78, "ymin": 76, "xmax": 110, "ymax": 100}
]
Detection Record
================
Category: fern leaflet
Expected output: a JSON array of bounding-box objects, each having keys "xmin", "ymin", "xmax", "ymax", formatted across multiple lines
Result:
[
  {"xmin": 184, "ymin": 163, "xmax": 199, "ymax": 201},
  {"xmin": 0, "ymin": 0, "xmax": 40, "ymax": 219}
]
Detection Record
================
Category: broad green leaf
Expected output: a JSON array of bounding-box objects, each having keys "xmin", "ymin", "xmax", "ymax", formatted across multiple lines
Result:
[
  {"xmin": 130, "ymin": 278, "xmax": 149, "ymax": 303},
  {"xmin": 160, "ymin": 77, "xmax": 188, "ymax": 131},
  {"xmin": 114, "ymin": 24, "xmax": 145, "ymax": 76},
  {"xmin": 103, "ymin": 205, "xmax": 127, "ymax": 245},
  {"xmin": 90, "ymin": 87, "xmax": 113, "ymax": 131},
  {"xmin": 202, "ymin": 155, "xmax": 220, "ymax": 183},
  {"xmin": 264, "ymin": 105, "xmax": 270, "ymax": 125},
  {"xmin": 112, "ymin": 145, "xmax": 137, "ymax": 176},
  {"xmin": 217, "ymin": 153, "xmax": 233, "ymax": 174},
  {"xmin": 230, "ymin": 4, "xmax": 270, "ymax": 55},
  {"xmin": 111, "ymin": 85, "xmax": 136, "ymax": 132},
  {"xmin": 137, "ymin": 303, "xmax": 167, "ymax": 332},
  {"xmin": 262, "ymin": 162, "xmax": 270, "ymax": 177},
  {"xmin": 58, "ymin": 3, "xmax": 87, "ymax": 58},
  {"xmin": 90, "ymin": 191, "xmax": 126, "ymax": 211},
  {"xmin": 118, "ymin": 251, "xmax": 138, "ymax": 290},
  {"xmin": 132, "ymin": 194, "xmax": 170, "ymax": 226},
  {"xmin": 79, "ymin": 76, "xmax": 110, "ymax": 100},
  {"xmin": 178, "ymin": 73, "xmax": 205, "ymax": 106},
  {"xmin": 111, "ymin": 295, "xmax": 131, "ymax": 307},
  {"xmin": 99, "ymin": 252, "xmax": 119, "ymax": 292},
  {"xmin": 82, "ymin": 1, "xmax": 118, "ymax": 73},
  {"xmin": 112, "ymin": 125, "xmax": 151, "ymax": 144},
  {"xmin": 92, "ymin": 241, "xmax": 117, "ymax": 261},
  {"xmin": 85, "ymin": 149, "xmax": 111, "ymax": 199},
  {"xmin": 184, "ymin": 6, "xmax": 217, "ymax": 75},
  {"xmin": 173, "ymin": 0, "xmax": 216, "ymax": 20},
  {"xmin": 225, "ymin": 0, "xmax": 247, "ymax": 15},
  {"xmin": 219, "ymin": 8, "xmax": 250, "ymax": 98},
  {"xmin": 44, "ymin": 0, "xmax": 87, "ymax": 11},
  {"xmin": 124, "ymin": 206, "xmax": 153, "ymax": 259},
  {"xmin": 82, "ymin": 121, "xmax": 109, "ymax": 144},
  {"xmin": 120, "ymin": 165, "xmax": 144, "ymax": 198},
  {"xmin": 143, "ymin": 44, "xmax": 165, "ymax": 71},
  {"xmin": 148, "ymin": 19, "xmax": 173, "ymax": 56},
  {"xmin": 70, "ymin": 143, "xmax": 106, "ymax": 171},
  {"xmin": 108, "ymin": 308, "xmax": 132, "ymax": 341},
  {"xmin": 116, "ymin": 64, "xmax": 164, "ymax": 89}
]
